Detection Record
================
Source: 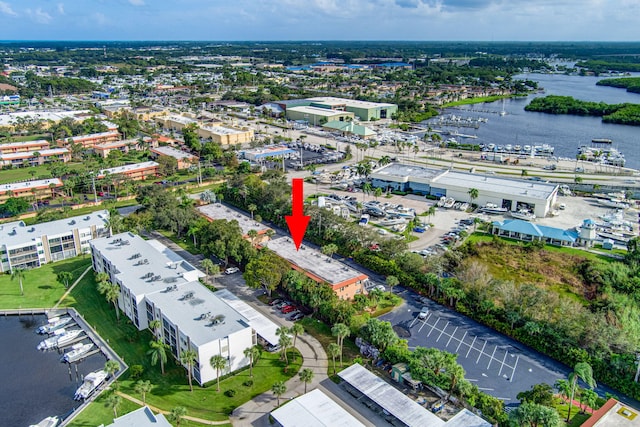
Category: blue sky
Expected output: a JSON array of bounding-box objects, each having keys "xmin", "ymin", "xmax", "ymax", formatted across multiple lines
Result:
[{"xmin": 0, "ymin": 0, "xmax": 638, "ymax": 41}]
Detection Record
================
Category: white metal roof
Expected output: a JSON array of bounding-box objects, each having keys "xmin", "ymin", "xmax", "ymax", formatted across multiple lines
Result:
[
  {"xmin": 271, "ymin": 389, "xmax": 365, "ymax": 427},
  {"xmin": 215, "ymin": 288, "xmax": 279, "ymax": 346},
  {"xmin": 444, "ymin": 409, "xmax": 491, "ymax": 427},
  {"xmin": 197, "ymin": 204, "xmax": 272, "ymax": 236},
  {"xmin": 338, "ymin": 363, "xmax": 445, "ymax": 427}
]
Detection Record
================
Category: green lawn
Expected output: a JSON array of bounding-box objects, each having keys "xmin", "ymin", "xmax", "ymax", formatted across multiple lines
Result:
[
  {"xmin": 0, "ymin": 257, "xmax": 91, "ymax": 309},
  {"xmin": 299, "ymin": 317, "xmax": 361, "ymax": 377},
  {"xmin": 67, "ymin": 394, "xmax": 141, "ymax": 427},
  {"xmin": 0, "ymin": 162, "xmax": 87, "ymax": 184},
  {"xmin": 63, "ymin": 271, "xmax": 301, "ymax": 424},
  {"xmin": 442, "ymin": 95, "xmax": 510, "ymax": 107},
  {"xmin": 555, "ymin": 402, "xmax": 592, "ymax": 426}
]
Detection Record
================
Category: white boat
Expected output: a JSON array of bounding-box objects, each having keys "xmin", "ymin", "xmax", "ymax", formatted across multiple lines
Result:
[
  {"xmin": 29, "ymin": 416, "xmax": 60, "ymax": 427},
  {"xmin": 391, "ymin": 223, "xmax": 407, "ymax": 233},
  {"xmin": 61, "ymin": 342, "xmax": 94, "ymax": 363},
  {"xmin": 458, "ymin": 202, "xmax": 469, "ymax": 211},
  {"xmin": 598, "ymin": 199, "xmax": 631, "ymax": 209},
  {"xmin": 387, "ymin": 207, "xmax": 416, "ymax": 218},
  {"xmin": 56, "ymin": 329, "xmax": 83, "ymax": 348},
  {"xmin": 443, "ymin": 197, "xmax": 455, "ymax": 209},
  {"xmin": 499, "ymin": 99, "xmax": 507, "ymax": 116},
  {"xmin": 437, "ymin": 196, "xmax": 446, "ymax": 207},
  {"xmin": 74, "ymin": 370, "xmax": 108, "ymax": 400},
  {"xmin": 37, "ymin": 316, "xmax": 72, "ymax": 335},
  {"xmin": 510, "ymin": 210, "xmax": 536, "ymax": 221},
  {"xmin": 379, "ymin": 218, "xmax": 407, "ymax": 226},
  {"xmin": 480, "ymin": 203, "xmax": 508, "ymax": 214},
  {"xmin": 39, "ymin": 329, "xmax": 82, "ymax": 351}
]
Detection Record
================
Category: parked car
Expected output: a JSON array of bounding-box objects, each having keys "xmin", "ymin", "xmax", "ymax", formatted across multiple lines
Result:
[
  {"xmin": 289, "ymin": 312, "xmax": 305, "ymax": 321},
  {"xmin": 286, "ymin": 310, "xmax": 301, "ymax": 320},
  {"xmin": 413, "ymin": 227, "xmax": 426, "ymax": 233},
  {"xmin": 275, "ymin": 301, "xmax": 290, "ymax": 309},
  {"xmin": 418, "ymin": 307, "xmax": 430, "ymax": 320},
  {"xmin": 281, "ymin": 305, "xmax": 296, "ymax": 314},
  {"xmin": 269, "ymin": 299, "xmax": 283, "ymax": 306},
  {"xmin": 224, "ymin": 267, "xmax": 239, "ymax": 275}
]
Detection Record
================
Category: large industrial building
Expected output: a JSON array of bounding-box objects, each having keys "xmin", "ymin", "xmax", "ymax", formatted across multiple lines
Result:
[
  {"xmin": 277, "ymin": 97, "xmax": 397, "ymax": 123},
  {"xmin": 370, "ymin": 163, "xmax": 559, "ymax": 218},
  {"xmin": 0, "ymin": 210, "xmax": 110, "ymax": 273},
  {"xmin": 265, "ymin": 237, "xmax": 369, "ymax": 300},
  {"xmin": 90, "ymin": 232, "xmax": 276, "ymax": 386}
]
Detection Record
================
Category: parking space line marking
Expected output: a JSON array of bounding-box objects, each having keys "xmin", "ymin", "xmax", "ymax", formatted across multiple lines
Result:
[
  {"xmin": 455, "ymin": 331, "xmax": 467, "ymax": 352},
  {"xmin": 466, "ymin": 336, "xmax": 477, "ymax": 358},
  {"xmin": 436, "ymin": 321, "xmax": 449, "ymax": 342},
  {"xmin": 478, "ymin": 387, "xmax": 494, "ymax": 391},
  {"xmin": 446, "ymin": 326, "xmax": 458, "ymax": 347},
  {"xmin": 487, "ymin": 345, "xmax": 498, "ymax": 370},
  {"xmin": 510, "ymin": 355, "xmax": 520, "ymax": 382},
  {"xmin": 498, "ymin": 350, "xmax": 509, "ymax": 377},
  {"xmin": 476, "ymin": 340, "xmax": 487, "ymax": 364},
  {"xmin": 427, "ymin": 318, "xmax": 440, "ymax": 337}
]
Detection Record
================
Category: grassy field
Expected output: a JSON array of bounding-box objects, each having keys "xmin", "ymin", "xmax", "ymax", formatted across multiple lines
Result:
[
  {"xmin": 63, "ymin": 270, "xmax": 301, "ymax": 425},
  {"xmin": 0, "ymin": 162, "xmax": 89, "ymax": 184},
  {"xmin": 442, "ymin": 95, "xmax": 509, "ymax": 107},
  {"xmin": 555, "ymin": 402, "xmax": 592, "ymax": 426},
  {"xmin": 299, "ymin": 317, "xmax": 361, "ymax": 377},
  {"xmin": 0, "ymin": 257, "xmax": 91, "ymax": 309}
]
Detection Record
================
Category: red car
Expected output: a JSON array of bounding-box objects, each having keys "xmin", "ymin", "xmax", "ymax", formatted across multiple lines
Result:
[{"xmin": 281, "ymin": 305, "xmax": 296, "ymax": 314}]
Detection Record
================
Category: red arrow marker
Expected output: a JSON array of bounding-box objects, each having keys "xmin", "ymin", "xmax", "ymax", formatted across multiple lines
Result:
[{"xmin": 285, "ymin": 178, "xmax": 310, "ymax": 251}]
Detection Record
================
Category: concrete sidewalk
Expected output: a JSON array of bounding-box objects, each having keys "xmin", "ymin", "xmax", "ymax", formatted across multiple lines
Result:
[{"xmin": 229, "ymin": 333, "xmax": 328, "ymax": 426}]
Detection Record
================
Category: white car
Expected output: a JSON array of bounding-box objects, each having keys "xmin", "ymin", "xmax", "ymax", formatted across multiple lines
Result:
[
  {"xmin": 224, "ymin": 267, "xmax": 239, "ymax": 275},
  {"xmin": 418, "ymin": 307, "xmax": 429, "ymax": 320}
]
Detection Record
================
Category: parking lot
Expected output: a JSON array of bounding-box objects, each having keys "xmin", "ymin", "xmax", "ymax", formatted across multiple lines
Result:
[{"xmin": 380, "ymin": 289, "xmax": 569, "ymax": 405}]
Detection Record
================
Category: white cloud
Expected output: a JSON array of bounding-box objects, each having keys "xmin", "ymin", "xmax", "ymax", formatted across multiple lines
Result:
[
  {"xmin": 57, "ymin": 3, "xmax": 65, "ymax": 15},
  {"xmin": 93, "ymin": 12, "xmax": 109, "ymax": 26},
  {"xmin": 129, "ymin": 0, "xmax": 145, "ymax": 5},
  {"xmin": 26, "ymin": 7, "xmax": 53, "ymax": 24},
  {"xmin": 0, "ymin": 1, "xmax": 17, "ymax": 16}
]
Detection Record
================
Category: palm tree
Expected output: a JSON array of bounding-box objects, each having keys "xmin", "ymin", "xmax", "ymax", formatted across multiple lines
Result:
[
  {"xmin": 148, "ymin": 319, "xmax": 162, "ymax": 341},
  {"xmin": 362, "ymin": 182, "xmax": 372, "ymax": 201},
  {"xmin": 328, "ymin": 343, "xmax": 340, "ymax": 374},
  {"xmin": 290, "ymin": 323, "xmax": 305, "ymax": 350},
  {"xmin": 147, "ymin": 340, "xmax": 169, "ymax": 375},
  {"xmin": 321, "ymin": 243, "xmax": 338, "ymax": 261},
  {"xmin": 374, "ymin": 187, "xmax": 383, "ymax": 200},
  {"xmin": 467, "ymin": 188, "xmax": 479, "ymax": 206},
  {"xmin": 247, "ymin": 203, "xmax": 257, "ymax": 220},
  {"xmin": 331, "ymin": 323, "xmax": 350, "ymax": 368},
  {"xmin": 134, "ymin": 380, "xmax": 152, "ymax": 404},
  {"xmin": 210, "ymin": 354, "xmax": 227, "ymax": 392},
  {"xmin": 104, "ymin": 360, "xmax": 120, "ymax": 378},
  {"xmin": 106, "ymin": 394, "xmax": 122, "ymax": 418},
  {"xmin": 104, "ymin": 283, "xmax": 121, "ymax": 321},
  {"xmin": 299, "ymin": 368, "xmax": 314, "ymax": 393},
  {"xmin": 11, "ymin": 267, "xmax": 25, "ymax": 296},
  {"xmin": 247, "ymin": 229, "xmax": 258, "ymax": 245},
  {"xmin": 566, "ymin": 362, "xmax": 596, "ymax": 422},
  {"xmin": 386, "ymin": 275, "xmax": 399, "ymax": 293},
  {"xmin": 200, "ymin": 258, "xmax": 215, "ymax": 276},
  {"xmin": 180, "ymin": 349, "xmax": 198, "ymax": 392},
  {"xmin": 244, "ymin": 346, "xmax": 261, "ymax": 378},
  {"xmin": 168, "ymin": 406, "xmax": 187, "ymax": 427},
  {"xmin": 279, "ymin": 333, "xmax": 293, "ymax": 366},
  {"xmin": 272, "ymin": 381, "xmax": 287, "ymax": 407}
]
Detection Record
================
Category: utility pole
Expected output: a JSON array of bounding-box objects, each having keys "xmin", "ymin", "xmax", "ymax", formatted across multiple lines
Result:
[
  {"xmin": 91, "ymin": 173, "xmax": 98, "ymax": 203},
  {"xmin": 197, "ymin": 161, "xmax": 202, "ymax": 185}
]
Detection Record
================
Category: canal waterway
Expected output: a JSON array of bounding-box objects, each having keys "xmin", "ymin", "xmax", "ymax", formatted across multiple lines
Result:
[
  {"xmin": 425, "ymin": 73, "xmax": 640, "ymax": 170},
  {"xmin": 0, "ymin": 314, "xmax": 106, "ymax": 427}
]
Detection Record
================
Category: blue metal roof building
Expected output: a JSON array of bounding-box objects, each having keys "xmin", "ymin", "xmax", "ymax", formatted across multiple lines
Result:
[{"xmin": 491, "ymin": 219, "xmax": 579, "ymax": 246}]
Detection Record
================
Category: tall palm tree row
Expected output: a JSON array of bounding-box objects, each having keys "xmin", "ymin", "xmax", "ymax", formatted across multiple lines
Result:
[{"xmin": 180, "ymin": 349, "xmax": 198, "ymax": 392}]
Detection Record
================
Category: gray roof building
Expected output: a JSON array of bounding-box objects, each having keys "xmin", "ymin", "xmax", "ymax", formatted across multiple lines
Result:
[
  {"xmin": 271, "ymin": 389, "xmax": 365, "ymax": 427},
  {"xmin": 102, "ymin": 406, "xmax": 171, "ymax": 427},
  {"xmin": 197, "ymin": 203, "xmax": 272, "ymax": 238},
  {"xmin": 145, "ymin": 281, "xmax": 250, "ymax": 347}
]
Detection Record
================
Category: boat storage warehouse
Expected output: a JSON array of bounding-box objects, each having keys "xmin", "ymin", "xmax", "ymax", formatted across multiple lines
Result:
[{"xmin": 370, "ymin": 163, "xmax": 558, "ymax": 218}]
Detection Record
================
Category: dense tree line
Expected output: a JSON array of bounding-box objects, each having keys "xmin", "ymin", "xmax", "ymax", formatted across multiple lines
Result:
[
  {"xmin": 576, "ymin": 59, "xmax": 640, "ymax": 74},
  {"xmin": 18, "ymin": 71, "xmax": 97, "ymax": 97},
  {"xmin": 596, "ymin": 77, "xmax": 640, "ymax": 94},
  {"xmin": 525, "ymin": 95, "xmax": 640, "ymax": 126}
]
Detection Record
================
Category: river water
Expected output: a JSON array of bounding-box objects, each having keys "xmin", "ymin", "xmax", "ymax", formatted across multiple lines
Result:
[
  {"xmin": 0, "ymin": 314, "xmax": 106, "ymax": 427},
  {"xmin": 425, "ymin": 73, "xmax": 640, "ymax": 170}
]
